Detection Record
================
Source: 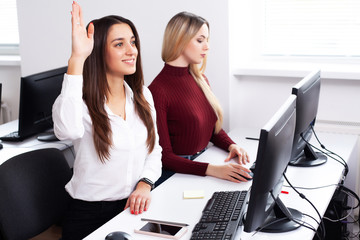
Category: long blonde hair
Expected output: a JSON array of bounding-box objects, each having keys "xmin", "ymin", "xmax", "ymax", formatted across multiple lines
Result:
[{"xmin": 162, "ymin": 12, "xmax": 223, "ymax": 133}]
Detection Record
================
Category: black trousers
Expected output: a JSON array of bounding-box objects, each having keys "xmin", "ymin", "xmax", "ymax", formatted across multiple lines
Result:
[
  {"xmin": 154, "ymin": 149, "xmax": 206, "ymax": 188},
  {"xmin": 154, "ymin": 169, "xmax": 175, "ymax": 188},
  {"xmin": 61, "ymin": 197, "xmax": 127, "ymax": 240}
]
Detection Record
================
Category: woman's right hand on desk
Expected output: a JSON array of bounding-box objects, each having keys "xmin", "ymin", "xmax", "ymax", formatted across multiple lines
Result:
[
  {"xmin": 68, "ymin": 1, "xmax": 94, "ymax": 75},
  {"xmin": 205, "ymin": 163, "xmax": 252, "ymax": 183}
]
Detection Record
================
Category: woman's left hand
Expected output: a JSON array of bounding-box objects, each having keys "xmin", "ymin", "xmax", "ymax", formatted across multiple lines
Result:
[
  {"xmin": 124, "ymin": 182, "xmax": 152, "ymax": 215},
  {"xmin": 224, "ymin": 144, "xmax": 250, "ymax": 165}
]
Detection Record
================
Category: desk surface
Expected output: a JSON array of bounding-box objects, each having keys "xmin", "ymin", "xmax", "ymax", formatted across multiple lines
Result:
[
  {"xmin": 84, "ymin": 128, "xmax": 358, "ymax": 240},
  {"xmin": 0, "ymin": 120, "xmax": 74, "ymax": 165}
]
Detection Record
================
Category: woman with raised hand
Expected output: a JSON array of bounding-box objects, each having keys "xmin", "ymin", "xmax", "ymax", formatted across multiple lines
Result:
[{"xmin": 52, "ymin": 2, "xmax": 161, "ymax": 239}]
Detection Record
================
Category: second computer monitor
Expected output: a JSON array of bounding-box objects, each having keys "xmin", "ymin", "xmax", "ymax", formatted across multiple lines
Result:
[{"xmin": 289, "ymin": 70, "xmax": 327, "ymax": 167}]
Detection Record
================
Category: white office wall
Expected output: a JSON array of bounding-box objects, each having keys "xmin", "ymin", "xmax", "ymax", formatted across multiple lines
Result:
[
  {"xmin": 0, "ymin": 65, "xmax": 20, "ymax": 121},
  {"xmin": 12, "ymin": 0, "xmax": 360, "ymax": 131},
  {"xmin": 228, "ymin": 0, "xmax": 360, "ymax": 131},
  {"xmin": 16, "ymin": 0, "xmax": 231, "ymax": 130},
  {"xmin": 230, "ymin": 74, "xmax": 360, "ymax": 131}
]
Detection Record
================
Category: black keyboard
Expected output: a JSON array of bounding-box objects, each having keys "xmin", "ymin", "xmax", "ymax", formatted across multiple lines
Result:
[
  {"xmin": 0, "ymin": 131, "xmax": 23, "ymax": 141},
  {"xmin": 191, "ymin": 190, "xmax": 249, "ymax": 240}
]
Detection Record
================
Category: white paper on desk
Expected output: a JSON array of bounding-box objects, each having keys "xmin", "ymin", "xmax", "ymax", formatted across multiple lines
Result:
[{"xmin": 183, "ymin": 190, "xmax": 204, "ymax": 199}]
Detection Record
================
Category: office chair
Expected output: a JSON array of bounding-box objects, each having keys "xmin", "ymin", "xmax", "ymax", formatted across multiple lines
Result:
[{"xmin": 0, "ymin": 148, "xmax": 72, "ymax": 240}]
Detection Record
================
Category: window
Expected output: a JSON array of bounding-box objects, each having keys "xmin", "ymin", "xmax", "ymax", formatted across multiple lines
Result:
[
  {"xmin": 0, "ymin": 0, "xmax": 19, "ymax": 55},
  {"xmin": 262, "ymin": 0, "xmax": 360, "ymax": 58}
]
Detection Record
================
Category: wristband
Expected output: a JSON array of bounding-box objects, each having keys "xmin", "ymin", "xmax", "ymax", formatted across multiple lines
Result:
[{"xmin": 138, "ymin": 177, "xmax": 155, "ymax": 190}]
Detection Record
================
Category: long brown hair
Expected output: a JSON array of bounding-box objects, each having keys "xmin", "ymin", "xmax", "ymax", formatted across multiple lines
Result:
[
  {"xmin": 83, "ymin": 15, "xmax": 155, "ymax": 163},
  {"xmin": 162, "ymin": 12, "xmax": 223, "ymax": 133}
]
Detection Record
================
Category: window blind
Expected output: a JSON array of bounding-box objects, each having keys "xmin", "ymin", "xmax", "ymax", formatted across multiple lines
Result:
[
  {"xmin": 0, "ymin": 0, "xmax": 19, "ymax": 46},
  {"xmin": 262, "ymin": 0, "xmax": 360, "ymax": 57}
]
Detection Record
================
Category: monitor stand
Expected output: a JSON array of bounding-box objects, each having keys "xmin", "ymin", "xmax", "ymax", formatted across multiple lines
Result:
[
  {"xmin": 261, "ymin": 197, "xmax": 302, "ymax": 233},
  {"xmin": 289, "ymin": 143, "xmax": 327, "ymax": 167},
  {"xmin": 37, "ymin": 131, "xmax": 59, "ymax": 142}
]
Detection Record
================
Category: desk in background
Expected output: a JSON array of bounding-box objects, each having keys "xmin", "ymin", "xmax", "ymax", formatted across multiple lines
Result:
[
  {"xmin": 0, "ymin": 120, "xmax": 75, "ymax": 167},
  {"xmin": 84, "ymin": 128, "xmax": 359, "ymax": 240}
]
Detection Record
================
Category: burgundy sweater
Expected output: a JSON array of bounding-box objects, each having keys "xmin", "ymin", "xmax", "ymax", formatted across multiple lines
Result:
[{"xmin": 149, "ymin": 64, "xmax": 235, "ymax": 176}]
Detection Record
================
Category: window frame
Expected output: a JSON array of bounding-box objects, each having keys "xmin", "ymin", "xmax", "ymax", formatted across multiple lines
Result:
[
  {"xmin": 0, "ymin": 0, "xmax": 20, "ymax": 56},
  {"xmin": 229, "ymin": 0, "xmax": 360, "ymax": 80}
]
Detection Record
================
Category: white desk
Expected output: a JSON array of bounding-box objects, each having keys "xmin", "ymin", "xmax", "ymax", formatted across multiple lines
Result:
[
  {"xmin": 84, "ymin": 128, "xmax": 359, "ymax": 240},
  {"xmin": 0, "ymin": 120, "xmax": 75, "ymax": 166}
]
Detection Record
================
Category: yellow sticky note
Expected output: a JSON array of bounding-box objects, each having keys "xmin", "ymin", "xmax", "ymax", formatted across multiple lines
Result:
[{"xmin": 183, "ymin": 190, "xmax": 205, "ymax": 199}]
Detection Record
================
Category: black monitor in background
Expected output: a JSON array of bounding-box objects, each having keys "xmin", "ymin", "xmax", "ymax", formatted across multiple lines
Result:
[
  {"xmin": 289, "ymin": 70, "xmax": 327, "ymax": 167},
  {"xmin": 243, "ymin": 95, "xmax": 302, "ymax": 233},
  {"xmin": 0, "ymin": 66, "xmax": 67, "ymax": 142}
]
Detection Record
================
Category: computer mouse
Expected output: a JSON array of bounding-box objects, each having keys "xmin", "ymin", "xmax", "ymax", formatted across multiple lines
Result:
[
  {"xmin": 233, "ymin": 170, "xmax": 253, "ymax": 181},
  {"xmin": 105, "ymin": 231, "xmax": 133, "ymax": 240},
  {"xmin": 250, "ymin": 161, "xmax": 256, "ymax": 173}
]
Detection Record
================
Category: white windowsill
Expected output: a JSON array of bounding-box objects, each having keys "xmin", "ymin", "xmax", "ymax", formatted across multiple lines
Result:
[
  {"xmin": 233, "ymin": 61, "xmax": 360, "ymax": 80},
  {"xmin": 0, "ymin": 55, "xmax": 21, "ymax": 66}
]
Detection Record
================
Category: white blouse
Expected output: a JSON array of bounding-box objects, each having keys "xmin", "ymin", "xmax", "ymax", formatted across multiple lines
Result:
[{"xmin": 52, "ymin": 74, "xmax": 162, "ymax": 201}]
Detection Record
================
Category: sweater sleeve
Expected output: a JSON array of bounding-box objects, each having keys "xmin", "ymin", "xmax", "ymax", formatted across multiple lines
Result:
[
  {"xmin": 210, "ymin": 129, "xmax": 236, "ymax": 152},
  {"xmin": 149, "ymin": 84, "xmax": 209, "ymax": 176}
]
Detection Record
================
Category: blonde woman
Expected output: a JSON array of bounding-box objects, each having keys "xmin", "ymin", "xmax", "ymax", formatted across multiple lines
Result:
[{"xmin": 149, "ymin": 12, "xmax": 251, "ymax": 186}]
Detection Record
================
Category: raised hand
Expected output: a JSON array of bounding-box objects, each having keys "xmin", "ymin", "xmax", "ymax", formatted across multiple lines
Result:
[{"xmin": 67, "ymin": 1, "xmax": 94, "ymax": 75}]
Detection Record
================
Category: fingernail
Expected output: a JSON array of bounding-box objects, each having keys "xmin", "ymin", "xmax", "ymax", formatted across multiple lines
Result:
[
  {"xmin": 135, "ymin": 211, "xmax": 138, "ymax": 215},
  {"xmin": 131, "ymin": 210, "xmax": 134, "ymax": 214},
  {"xmin": 144, "ymin": 208, "xmax": 147, "ymax": 211},
  {"xmin": 139, "ymin": 210, "xmax": 142, "ymax": 213}
]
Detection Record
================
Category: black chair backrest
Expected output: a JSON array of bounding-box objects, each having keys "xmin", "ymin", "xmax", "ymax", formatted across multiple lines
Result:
[{"xmin": 0, "ymin": 148, "xmax": 72, "ymax": 240}]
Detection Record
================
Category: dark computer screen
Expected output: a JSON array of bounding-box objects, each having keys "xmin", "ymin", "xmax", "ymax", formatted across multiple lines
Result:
[
  {"xmin": 289, "ymin": 70, "xmax": 327, "ymax": 167},
  {"xmin": 1, "ymin": 66, "xmax": 67, "ymax": 141},
  {"xmin": 244, "ymin": 95, "xmax": 302, "ymax": 233}
]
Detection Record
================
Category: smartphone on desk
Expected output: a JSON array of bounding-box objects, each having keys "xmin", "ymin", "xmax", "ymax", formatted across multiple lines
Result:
[{"xmin": 134, "ymin": 220, "xmax": 188, "ymax": 239}]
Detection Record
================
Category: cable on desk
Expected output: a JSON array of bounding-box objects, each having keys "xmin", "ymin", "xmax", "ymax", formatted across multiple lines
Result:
[
  {"xmin": 310, "ymin": 127, "xmax": 360, "ymax": 234},
  {"xmin": 293, "ymin": 128, "xmax": 359, "ymax": 239},
  {"xmin": 250, "ymin": 191, "xmax": 320, "ymax": 238},
  {"xmin": 285, "ymin": 183, "xmax": 360, "ymax": 237},
  {"xmin": 283, "ymin": 173, "xmax": 326, "ymax": 240},
  {"xmin": 282, "ymin": 183, "xmax": 339, "ymax": 191},
  {"xmin": 310, "ymin": 126, "xmax": 348, "ymax": 176},
  {"xmin": 323, "ymin": 206, "xmax": 354, "ymax": 223},
  {"xmin": 336, "ymin": 185, "xmax": 360, "ymax": 230},
  {"xmin": 303, "ymin": 213, "xmax": 321, "ymax": 228}
]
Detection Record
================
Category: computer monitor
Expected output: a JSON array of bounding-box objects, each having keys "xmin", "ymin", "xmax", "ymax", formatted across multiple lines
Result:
[
  {"xmin": 243, "ymin": 95, "xmax": 302, "ymax": 233},
  {"xmin": 289, "ymin": 70, "xmax": 327, "ymax": 167},
  {"xmin": 0, "ymin": 66, "xmax": 67, "ymax": 141}
]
